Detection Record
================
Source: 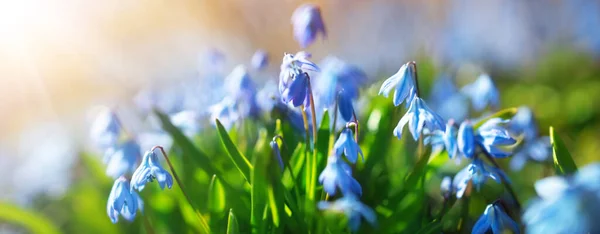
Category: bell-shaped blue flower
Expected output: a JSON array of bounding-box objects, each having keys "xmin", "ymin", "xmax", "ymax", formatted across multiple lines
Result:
[
  {"xmin": 394, "ymin": 97, "xmax": 445, "ymax": 141},
  {"xmin": 281, "ymin": 71, "xmax": 310, "ymax": 107},
  {"xmin": 461, "ymin": 74, "xmax": 499, "ymax": 111},
  {"xmin": 458, "ymin": 121, "xmax": 475, "ymax": 158},
  {"xmin": 103, "ymin": 140, "xmax": 141, "ymax": 178},
  {"xmin": 107, "ymin": 177, "xmax": 143, "ymax": 223},
  {"xmin": 90, "ymin": 108, "xmax": 122, "ymax": 149},
  {"xmin": 472, "ymin": 202, "xmax": 520, "ymax": 234},
  {"xmin": 251, "ymin": 49, "xmax": 269, "ymax": 70},
  {"xmin": 279, "ymin": 52, "xmax": 319, "ymax": 93},
  {"xmin": 476, "ymin": 118, "xmax": 517, "ymax": 158},
  {"xmin": 131, "ymin": 150, "xmax": 174, "ymax": 191},
  {"xmin": 223, "ymin": 65, "xmax": 259, "ymax": 117},
  {"xmin": 318, "ymin": 194, "xmax": 377, "ymax": 232},
  {"xmin": 291, "ymin": 3, "xmax": 326, "ymax": 48},
  {"xmin": 510, "ymin": 136, "xmax": 551, "ymax": 171},
  {"xmin": 318, "ymin": 156, "xmax": 362, "ymax": 196},
  {"xmin": 379, "ymin": 62, "xmax": 417, "ymax": 107},
  {"xmin": 424, "ymin": 120, "xmax": 458, "ymax": 158},
  {"xmin": 453, "ymin": 159, "xmax": 509, "ymax": 198},
  {"xmin": 334, "ymin": 128, "xmax": 364, "ymax": 164},
  {"xmin": 524, "ymin": 163, "xmax": 600, "ymax": 234},
  {"xmin": 314, "ymin": 56, "xmax": 366, "ymax": 121}
]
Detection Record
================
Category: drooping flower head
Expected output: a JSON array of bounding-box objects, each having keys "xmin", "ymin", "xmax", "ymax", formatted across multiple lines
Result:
[
  {"xmin": 270, "ymin": 140, "xmax": 284, "ymax": 171},
  {"xmin": 131, "ymin": 149, "xmax": 174, "ymax": 191},
  {"xmin": 103, "ymin": 140, "xmax": 141, "ymax": 178},
  {"xmin": 333, "ymin": 127, "xmax": 364, "ymax": 164},
  {"xmin": 107, "ymin": 177, "xmax": 143, "ymax": 223},
  {"xmin": 472, "ymin": 202, "xmax": 520, "ymax": 234},
  {"xmin": 291, "ymin": 3, "xmax": 326, "ymax": 48},
  {"xmin": 453, "ymin": 159, "xmax": 509, "ymax": 198},
  {"xmin": 318, "ymin": 156, "xmax": 362, "ymax": 196},
  {"xmin": 315, "ymin": 56, "xmax": 367, "ymax": 121},
  {"xmin": 379, "ymin": 62, "xmax": 417, "ymax": 107},
  {"xmin": 223, "ymin": 65, "xmax": 259, "ymax": 117},
  {"xmin": 429, "ymin": 74, "xmax": 469, "ymax": 122},
  {"xmin": 90, "ymin": 107, "xmax": 122, "ymax": 149},
  {"xmin": 458, "ymin": 120, "xmax": 476, "ymax": 158},
  {"xmin": 318, "ymin": 194, "xmax": 377, "ymax": 232},
  {"xmin": 508, "ymin": 106, "xmax": 538, "ymax": 141},
  {"xmin": 461, "ymin": 74, "xmax": 500, "ymax": 111},
  {"xmin": 524, "ymin": 163, "xmax": 600, "ymax": 234},
  {"xmin": 476, "ymin": 118, "xmax": 517, "ymax": 158},
  {"xmin": 279, "ymin": 52, "xmax": 319, "ymax": 107},
  {"xmin": 394, "ymin": 97, "xmax": 445, "ymax": 141},
  {"xmin": 251, "ymin": 49, "xmax": 269, "ymax": 70},
  {"xmin": 425, "ymin": 120, "xmax": 458, "ymax": 158}
]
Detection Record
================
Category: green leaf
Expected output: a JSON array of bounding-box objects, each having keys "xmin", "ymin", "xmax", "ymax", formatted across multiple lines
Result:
[
  {"xmin": 226, "ymin": 209, "xmax": 240, "ymax": 234},
  {"xmin": 216, "ymin": 119, "xmax": 253, "ymax": 182},
  {"xmin": 153, "ymin": 109, "xmax": 219, "ymax": 176},
  {"xmin": 208, "ymin": 175, "xmax": 226, "ymax": 213},
  {"xmin": 549, "ymin": 126, "xmax": 578, "ymax": 175},
  {"xmin": 473, "ymin": 108, "xmax": 518, "ymax": 129},
  {"xmin": 0, "ymin": 203, "xmax": 61, "ymax": 234},
  {"xmin": 415, "ymin": 220, "xmax": 443, "ymax": 234},
  {"xmin": 251, "ymin": 140, "xmax": 270, "ymax": 233}
]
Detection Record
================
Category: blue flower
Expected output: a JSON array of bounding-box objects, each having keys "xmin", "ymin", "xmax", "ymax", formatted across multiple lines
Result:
[
  {"xmin": 209, "ymin": 97, "xmax": 240, "ymax": 130},
  {"xmin": 318, "ymin": 194, "xmax": 377, "ymax": 232},
  {"xmin": 453, "ymin": 159, "xmax": 509, "ymax": 198},
  {"xmin": 169, "ymin": 110, "xmax": 202, "ymax": 137},
  {"xmin": 458, "ymin": 121, "xmax": 475, "ymax": 158},
  {"xmin": 279, "ymin": 52, "xmax": 319, "ymax": 108},
  {"xmin": 131, "ymin": 150, "xmax": 173, "ymax": 191},
  {"xmin": 440, "ymin": 176, "xmax": 452, "ymax": 195},
  {"xmin": 318, "ymin": 156, "xmax": 362, "ymax": 196},
  {"xmin": 314, "ymin": 56, "xmax": 367, "ymax": 121},
  {"xmin": 224, "ymin": 65, "xmax": 259, "ymax": 117},
  {"xmin": 379, "ymin": 62, "xmax": 417, "ymax": 107},
  {"xmin": 291, "ymin": 3, "xmax": 326, "ymax": 48},
  {"xmin": 103, "ymin": 140, "xmax": 141, "ymax": 178},
  {"xmin": 270, "ymin": 140, "xmax": 284, "ymax": 171},
  {"xmin": 424, "ymin": 120, "xmax": 458, "ymax": 158},
  {"xmin": 334, "ymin": 128, "xmax": 364, "ymax": 164},
  {"xmin": 510, "ymin": 136, "xmax": 551, "ymax": 171},
  {"xmin": 429, "ymin": 74, "xmax": 469, "ymax": 122},
  {"xmin": 461, "ymin": 74, "xmax": 500, "ymax": 111},
  {"xmin": 107, "ymin": 177, "xmax": 143, "ymax": 223},
  {"xmin": 472, "ymin": 202, "xmax": 520, "ymax": 234},
  {"xmin": 476, "ymin": 118, "xmax": 517, "ymax": 158},
  {"xmin": 394, "ymin": 97, "xmax": 445, "ymax": 140},
  {"xmin": 508, "ymin": 106, "xmax": 538, "ymax": 141},
  {"xmin": 524, "ymin": 163, "xmax": 600, "ymax": 234},
  {"xmin": 251, "ymin": 49, "xmax": 269, "ymax": 70},
  {"xmin": 90, "ymin": 108, "xmax": 122, "ymax": 149},
  {"xmin": 256, "ymin": 80, "xmax": 279, "ymax": 113}
]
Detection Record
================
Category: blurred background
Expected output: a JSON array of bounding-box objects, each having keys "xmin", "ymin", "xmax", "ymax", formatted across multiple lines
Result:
[{"xmin": 0, "ymin": 0, "xmax": 599, "ymax": 232}]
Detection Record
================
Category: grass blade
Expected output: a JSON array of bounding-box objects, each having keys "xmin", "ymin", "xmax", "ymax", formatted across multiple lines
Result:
[
  {"xmin": 216, "ymin": 119, "xmax": 253, "ymax": 182},
  {"xmin": 549, "ymin": 126, "xmax": 578, "ymax": 175}
]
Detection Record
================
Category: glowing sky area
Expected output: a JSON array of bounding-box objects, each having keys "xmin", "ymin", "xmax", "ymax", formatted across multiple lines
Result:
[{"xmin": 0, "ymin": 0, "xmax": 598, "ymax": 203}]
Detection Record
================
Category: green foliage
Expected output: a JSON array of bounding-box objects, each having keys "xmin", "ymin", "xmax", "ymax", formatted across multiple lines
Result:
[
  {"xmin": 0, "ymin": 203, "xmax": 61, "ymax": 234},
  {"xmin": 549, "ymin": 126, "xmax": 578, "ymax": 175}
]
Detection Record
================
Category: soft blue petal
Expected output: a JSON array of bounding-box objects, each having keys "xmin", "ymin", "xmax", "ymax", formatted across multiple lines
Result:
[
  {"xmin": 472, "ymin": 212, "xmax": 490, "ymax": 234},
  {"xmin": 458, "ymin": 121, "xmax": 475, "ymax": 158}
]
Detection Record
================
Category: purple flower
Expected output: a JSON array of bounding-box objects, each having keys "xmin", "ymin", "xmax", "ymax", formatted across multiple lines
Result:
[
  {"xmin": 251, "ymin": 49, "xmax": 269, "ymax": 70},
  {"xmin": 318, "ymin": 156, "xmax": 362, "ymax": 196},
  {"xmin": 472, "ymin": 202, "xmax": 520, "ymax": 234},
  {"xmin": 279, "ymin": 52, "xmax": 319, "ymax": 108},
  {"xmin": 107, "ymin": 177, "xmax": 143, "ymax": 223},
  {"xmin": 379, "ymin": 62, "xmax": 417, "ymax": 107},
  {"xmin": 394, "ymin": 97, "xmax": 445, "ymax": 141},
  {"xmin": 291, "ymin": 3, "xmax": 326, "ymax": 48}
]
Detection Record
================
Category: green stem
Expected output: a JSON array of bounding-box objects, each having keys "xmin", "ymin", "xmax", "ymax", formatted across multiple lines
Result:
[
  {"xmin": 480, "ymin": 150, "xmax": 521, "ymax": 209},
  {"xmin": 142, "ymin": 215, "xmax": 156, "ymax": 234},
  {"xmin": 410, "ymin": 61, "xmax": 421, "ymax": 97},
  {"xmin": 307, "ymin": 76, "xmax": 319, "ymax": 201},
  {"xmin": 152, "ymin": 146, "xmax": 211, "ymax": 233}
]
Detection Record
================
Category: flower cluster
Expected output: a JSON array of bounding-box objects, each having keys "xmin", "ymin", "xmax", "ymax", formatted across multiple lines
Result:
[
  {"xmin": 380, "ymin": 65, "xmax": 521, "ymax": 233},
  {"xmin": 318, "ymin": 126, "xmax": 376, "ymax": 232}
]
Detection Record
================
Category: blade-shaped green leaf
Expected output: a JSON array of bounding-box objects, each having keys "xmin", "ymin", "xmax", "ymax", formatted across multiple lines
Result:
[
  {"xmin": 208, "ymin": 175, "xmax": 226, "ymax": 213},
  {"xmin": 251, "ymin": 141, "xmax": 269, "ymax": 233},
  {"xmin": 216, "ymin": 119, "xmax": 253, "ymax": 182},
  {"xmin": 549, "ymin": 126, "xmax": 578, "ymax": 175},
  {"xmin": 227, "ymin": 209, "xmax": 240, "ymax": 234},
  {"xmin": 154, "ymin": 109, "xmax": 218, "ymax": 176},
  {"xmin": 0, "ymin": 203, "xmax": 61, "ymax": 234},
  {"xmin": 473, "ymin": 108, "xmax": 518, "ymax": 129}
]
